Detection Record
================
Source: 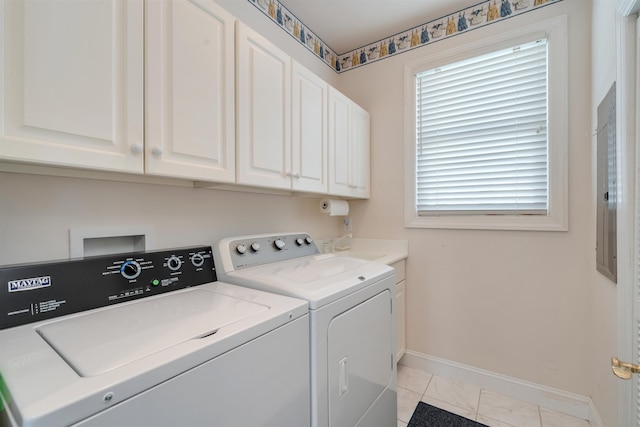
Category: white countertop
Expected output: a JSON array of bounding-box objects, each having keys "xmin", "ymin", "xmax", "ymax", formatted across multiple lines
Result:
[{"xmin": 316, "ymin": 237, "xmax": 408, "ymax": 265}]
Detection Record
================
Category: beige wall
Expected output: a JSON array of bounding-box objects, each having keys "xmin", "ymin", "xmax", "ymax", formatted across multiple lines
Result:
[
  {"xmin": 337, "ymin": 0, "xmax": 614, "ymax": 420},
  {"xmin": 0, "ymin": 172, "xmax": 343, "ymax": 264}
]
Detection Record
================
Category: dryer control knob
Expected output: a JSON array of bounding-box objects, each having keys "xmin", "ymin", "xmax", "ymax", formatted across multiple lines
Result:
[
  {"xmin": 236, "ymin": 244, "xmax": 247, "ymax": 255},
  {"xmin": 295, "ymin": 238, "xmax": 304, "ymax": 246},
  {"xmin": 274, "ymin": 239, "xmax": 286, "ymax": 250},
  {"xmin": 305, "ymin": 236, "xmax": 313, "ymax": 245},
  {"xmin": 251, "ymin": 242, "xmax": 261, "ymax": 252}
]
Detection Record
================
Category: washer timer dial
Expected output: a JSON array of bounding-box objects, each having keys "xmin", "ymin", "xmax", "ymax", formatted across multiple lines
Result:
[
  {"xmin": 120, "ymin": 260, "xmax": 141, "ymax": 280},
  {"xmin": 191, "ymin": 253, "xmax": 205, "ymax": 267},
  {"xmin": 166, "ymin": 255, "xmax": 182, "ymax": 271}
]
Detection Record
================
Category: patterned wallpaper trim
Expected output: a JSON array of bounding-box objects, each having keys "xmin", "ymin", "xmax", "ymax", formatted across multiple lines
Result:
[{"xmin": 247, "ymin": 0, "xmax": 563, "ymax": 73}]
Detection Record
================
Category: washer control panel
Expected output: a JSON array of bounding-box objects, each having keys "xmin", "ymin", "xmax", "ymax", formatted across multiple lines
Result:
[
  {"xmin": 223, "ymin": 233, "xmax": 320, "ymax": 270},
  {"xmin": 0, "ymin": 246, "xmax": 216, "ymax": 330}
]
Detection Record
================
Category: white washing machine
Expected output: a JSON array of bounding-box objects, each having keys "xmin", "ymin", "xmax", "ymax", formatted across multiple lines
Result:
[
  {"xmin": 214, "ymin": 232, "xmax": 397, "ymax": 427},
  {"xmin": 0, "ymin": 246, "xmax": 311, "ymax": 427}
]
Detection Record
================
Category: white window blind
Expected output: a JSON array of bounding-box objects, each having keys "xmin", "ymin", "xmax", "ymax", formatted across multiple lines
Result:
[{"xmin": 416, "ymin": 39, "xmax": 548, "ymax": 215}]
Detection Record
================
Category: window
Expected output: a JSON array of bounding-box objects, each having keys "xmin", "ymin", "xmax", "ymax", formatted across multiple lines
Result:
[
  {"xmin": 404, "ymin": 16, "xmax": 568, "ymax": 231},
  {"xmin": 416, "ymin": 39, "xmax": 548, "ymax": 215}
]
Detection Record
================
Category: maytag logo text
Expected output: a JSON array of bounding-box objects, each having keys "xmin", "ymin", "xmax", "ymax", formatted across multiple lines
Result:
[{"xmin": 8, "ymin": 276, "xmax": 51, "ymax": 293}]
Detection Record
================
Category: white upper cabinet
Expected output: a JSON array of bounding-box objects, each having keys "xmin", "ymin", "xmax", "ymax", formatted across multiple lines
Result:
[
  {"xmin": 0, "ymin": 0, "xmax": 144, "ymax": 173},
  {"xmin": 350, "ymin": 102, "xmax": 371, "ymax": 199},
  {"xmin": 328, "ymin": 88, "xmax": 351, "ymax": 196},
  {"xmin": 1, "ymin": 2, "xmax": 369, "ymax": 197},
  {"xmin": 236, "ymin": 22, "xmax": 292, "ymax": 190},
  {"xmin": 146, "ymin": 0, "xmax": 235, "ymax": 182},
  {"xmin": 328, "ymin": 87, "xmax": 370, "ymax": 199},
  {"xmin": 236, "ymin": 24, "xmax": 329, "ymax": 193},
  {"xmin": 291, "ymin": 61, "xmax": 328, "ymax": 194}
]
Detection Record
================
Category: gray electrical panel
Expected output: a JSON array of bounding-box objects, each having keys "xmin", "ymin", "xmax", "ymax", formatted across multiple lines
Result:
[{"xmin": 596, "ymin": 82, "xmax": 617, "ymax": 283}]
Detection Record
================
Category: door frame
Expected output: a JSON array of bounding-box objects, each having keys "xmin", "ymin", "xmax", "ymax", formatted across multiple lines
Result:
[{"xmin": 616, "ymin": 1, "xmax": 639, "ymax": 426}]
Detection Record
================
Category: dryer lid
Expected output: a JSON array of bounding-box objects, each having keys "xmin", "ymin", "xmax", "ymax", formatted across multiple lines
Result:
[
  {"xmin": 270, "ymin": 255, "xmax": 365, "ymax": 283},
  {"xmin": 36, "ymin": 288, "xmax": 268, "ymax": 377},
  {"xmin": 221, "ymin": 254, "xmax": 394, "ymax": 308}
]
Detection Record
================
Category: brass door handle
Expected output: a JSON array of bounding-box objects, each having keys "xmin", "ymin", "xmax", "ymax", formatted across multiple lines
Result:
[{"xmin": 611, "ymin": 357, "xmax": 640, "ymax": 379}]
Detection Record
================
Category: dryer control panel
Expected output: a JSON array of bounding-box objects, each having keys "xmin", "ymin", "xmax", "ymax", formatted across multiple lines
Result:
[
  {"xmin": 0, "ymin": 246, "xmax": 216, "ymax": 330},
  {"xmin": 216, "ymin": 233, "xmax": 320, "ymax": 271}
]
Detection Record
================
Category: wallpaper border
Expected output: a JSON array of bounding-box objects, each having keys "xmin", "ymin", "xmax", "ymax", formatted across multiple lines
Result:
[{"xmin": 247, "ymin": 0, "xmax": 564, "ymax": 73}]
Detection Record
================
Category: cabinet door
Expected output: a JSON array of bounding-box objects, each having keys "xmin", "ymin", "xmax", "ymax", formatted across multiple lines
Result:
[
  {"xmin": 146, "ymin": 0, "xmax": 235, "ymax": 182},
  {"xmin": 350, "ymin": 103, "xmax": 370, "ymax": 199},
  {"xmin": 0, "ymin": 0, "xmax": 143, "ymax": 173},
  {"xmin": 396, "ymin": 280, "xmax": 406, "ymax": 361},
  {"xmin": 291, "ymin": 61, "xmax": 327, "ymax": 194},
  {"xmin": 328, "ymin": 88, "xmax": 352, "ymax": 196},
  {"xmin": 236, "ymin": 22, "xmax": 291, "ymax": 190}
]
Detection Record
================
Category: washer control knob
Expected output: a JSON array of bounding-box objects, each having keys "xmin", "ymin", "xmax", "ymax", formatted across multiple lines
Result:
[
  {"xmin": 274, "ymin": 239, "xmax": 286, "ymax": 250},
  {"xmin": 236, "ymin": 244, "xmax": 247, "ymax": 255},
  {"xmin": 167, "ymin": 255, "xmax": 182, "ymax": 271},
  {"xmin": 121, "ymin": 260, "xmax": 141, "ymax": 280},
  {"xmin": 305, "ymin": 236, "xmax": 313, "ymax": 245},
  {"xmin": 250, "ymin": 242, "xmax": 261, "ymax": 252},
  {"xmin": 295, "ymin": 238, "xmax": 304, "ymax": 246},
  {"xmin": 191, "ymin": 253, "xmax": 205, "ymax": 267}
]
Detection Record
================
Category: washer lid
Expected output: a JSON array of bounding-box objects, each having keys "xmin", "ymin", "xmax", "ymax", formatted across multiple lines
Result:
[{"xmin": 36, "ymin": 288, "xmax": 268, "ymax": 377}]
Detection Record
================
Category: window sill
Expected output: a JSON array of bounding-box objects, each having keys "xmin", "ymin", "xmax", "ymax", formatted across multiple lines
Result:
[{"xmin": 405, "ymin": 213, "xmax": 568, "ymax": 232}]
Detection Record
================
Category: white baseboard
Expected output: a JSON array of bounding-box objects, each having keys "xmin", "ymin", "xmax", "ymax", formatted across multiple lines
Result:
[{"xmin": 399, "ymin": 350, "xmax": 604, "ymax": 427}]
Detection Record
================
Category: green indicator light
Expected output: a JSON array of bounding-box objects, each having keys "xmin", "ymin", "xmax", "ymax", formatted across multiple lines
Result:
[{"xmin": 152, "ymin": 279, "xmax": 160, "ymax": 286}]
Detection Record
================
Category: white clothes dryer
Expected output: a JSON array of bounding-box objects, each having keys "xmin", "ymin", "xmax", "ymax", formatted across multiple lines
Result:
[
  {"xmin": 0, "ymin": 246, "xmax": 310, "ymax": 427},
  {"xmin": 214, "ymin": 232, "xmax": 397, "ymax": 427}
]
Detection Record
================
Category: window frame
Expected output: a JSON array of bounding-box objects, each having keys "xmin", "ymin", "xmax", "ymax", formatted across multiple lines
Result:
[{"xmin": 404, "ymin": 15, "xmax": 568, "ymax": 231}]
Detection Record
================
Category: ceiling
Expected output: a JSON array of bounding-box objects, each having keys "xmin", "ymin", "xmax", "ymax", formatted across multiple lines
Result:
[{"xmin": 279, "ymin": 0, "xmax": 482, "ymax": 53}]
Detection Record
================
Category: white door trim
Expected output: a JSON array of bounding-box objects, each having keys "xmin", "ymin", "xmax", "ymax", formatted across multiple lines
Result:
[
  {"xmin": 617, "ymin": 0, "xmax": 640, "ymax": 15},
  {"xmin": 616, "ymin": 1, "xmax": 639, "ymax": 426}
]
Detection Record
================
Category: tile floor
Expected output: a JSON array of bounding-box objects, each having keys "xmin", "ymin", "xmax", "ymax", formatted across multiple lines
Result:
[{"xmin": 397, "ymin": 365, "xmax": 591, "ymax": 427}]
